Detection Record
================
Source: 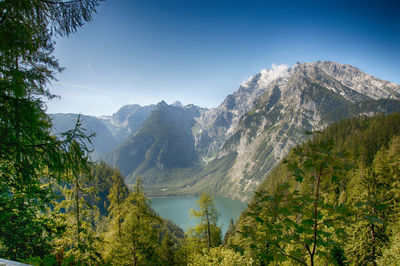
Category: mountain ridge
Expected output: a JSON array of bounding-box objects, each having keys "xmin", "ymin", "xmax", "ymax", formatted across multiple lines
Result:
[{"xmin": 50, "ymin": 61, "xmax": 400, "ymax": 201}]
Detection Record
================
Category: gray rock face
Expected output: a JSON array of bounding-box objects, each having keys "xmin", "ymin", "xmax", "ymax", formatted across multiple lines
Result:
[
  {"xmin": 316, "ymin": 61, "xmax": 400, "ymax": 100},
  {"xmin": 102, "ymin": 104, "xmax": 155, "ymax": 143},
  {"xmin": 202, "ymin": 61, "xmax": 400, "ymax": 201},
  {"xmin": 193, "ymin": 64, "xmax": 289, "ymax": 158},
  {"xmin": 192, "ymin": 60, "xmax": 400, "ymax": 163},
  {"xmin": 50, "ymin": 61, "xmax": 400, "ymax": 202}
]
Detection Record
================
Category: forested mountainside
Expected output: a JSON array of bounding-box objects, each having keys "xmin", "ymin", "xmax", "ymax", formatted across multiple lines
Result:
[
  {"xmin": 225, "ymin": 113, "xmax": 400, "ymax": 265},
  {"xmin": 51, "ymin": 61, "xmax": 400, "ymax": 201}
]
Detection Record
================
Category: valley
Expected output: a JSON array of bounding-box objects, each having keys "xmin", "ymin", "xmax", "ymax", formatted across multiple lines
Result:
[
  {"xmin": 3, "ymin": 1, "xmax": 400, "ymax": 264},
  {"xmin": 51, "ymin": 61, "xmax": 400, "ymax": 202}
]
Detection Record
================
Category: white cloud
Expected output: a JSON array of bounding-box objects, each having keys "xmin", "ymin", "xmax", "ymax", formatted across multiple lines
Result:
[
  {"xmin": 258, "ymin": 64, "xmax": 289, "ymax": 87},
  {"xmin": 241, "ymin": 63, "xmax": 289, "ymax": 88}
]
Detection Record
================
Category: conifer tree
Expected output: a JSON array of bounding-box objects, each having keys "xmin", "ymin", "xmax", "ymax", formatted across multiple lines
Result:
[
  {"xmin": 188, "ymin": 193, "xmax": 222, "ymax": 248},
  {"xmin": 0, "ymin": 0, "xmax": 100, "ymax": 260},
  {"xmin": 102, "ymin": 168, "xmax": 129, "ymax": 262},
  {"xmin": 105, "ymin": 179, "xmax": 162, "ymax": 265},
  {"xmin": 223, "ymin": 218, "xmax": 236, "ymax": 246},
  {"xmin": 159, "ymin": 232, "xmax": 176, "ymax": 265},
  {"xmin": 346, "ymin": 136, "xmax": 400, "ymax": 264},
  {"xmin": 53, "ymin": 140, "xmax": 102, "ymax": 264}
]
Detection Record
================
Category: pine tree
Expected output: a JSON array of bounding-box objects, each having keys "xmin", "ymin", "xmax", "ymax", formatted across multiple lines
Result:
[
  {"xmin": 104, "ymin": 179, "xmax": 162, "ymax": 265},
  {"xmin": 53, "ymin": 140, "xmax": 102, "ymax": 264},
  {"xmin": 0, "ymin": 0, "xmax": 100, "ymax": 260},
  {"xmin": 107, "ymin": 168, "xmax": 129, "ymax": 237},
  {"xmin": 188, "ymin": 193, "xmax": 222, "ymax": 248},
  {"xmin": 346, "ymin": 136, "xmax": 400, "ymax": 264},
  {"xmin": 160, "ymin": 232, "xmax": 175, "ymax": 265},
  {"xmin": 102, "ymin": 168, "xmax": 129, "ymax": 262},
  {"xmin": 223, "ymin": 218, "xmax": 236, "ymax": 246}
]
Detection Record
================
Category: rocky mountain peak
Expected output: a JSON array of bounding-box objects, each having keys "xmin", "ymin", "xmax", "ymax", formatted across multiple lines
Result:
[
  {"xmin": 211, "ymin": 61, "xmax": 400, "ymax": 201},
  {"xmin": 315, "ymin": 61, "xmax": 400, "ymax": 100},
  {"xmin": 194, "ymin": 64, "xmax": 290, "ymax": 157},
  {"xmin": 156, "ymin": 100, "xmax": 168, "ymax": 108},
  {"xmin": 111, "ymin": 104, "xmax": 142, "ymax": 125},
  {"xmin": 50, "ymin": 61, "xmax": 400, "ymax": 202},
  {"xmin": 171, "ymin": 101, "xmax": 184, "ymax": 107}
]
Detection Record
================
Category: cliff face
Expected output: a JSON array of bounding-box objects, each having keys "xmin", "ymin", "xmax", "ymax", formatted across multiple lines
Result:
[
  {"xmin": 51, "ymin": 61, "xmax": 400, "ymax": 201},
  {"xmin": 184, "ymin": 61, "xmax": 400, "ymax": 201},
  {"xmin": 193, "ymin": 64, "xmax": 290, "ymax": 158}
]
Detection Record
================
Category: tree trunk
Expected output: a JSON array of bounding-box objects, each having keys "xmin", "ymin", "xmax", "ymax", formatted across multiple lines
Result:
[
  {"xmin": 310, "ymin": 164, "xmax": 323, "ymax": 266},
  {"xmin": 370, "ymin": 207, "xmax": 377, "ymax": 266},
  {"xmin": 75, "ymin": 176, "xmax": 80, "ymax": 249},
  {"xmin": 206, "ymin": 209, "xmax": 211, "ymax": 247}
]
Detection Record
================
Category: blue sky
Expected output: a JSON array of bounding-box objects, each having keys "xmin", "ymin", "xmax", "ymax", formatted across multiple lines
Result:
[{"xmin": 46, "ymin": 0, "xmax": 400, "ymax": 116}]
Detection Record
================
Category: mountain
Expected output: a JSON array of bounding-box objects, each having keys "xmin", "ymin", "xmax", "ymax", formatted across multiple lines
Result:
[
  {"xmin": 104, "ymin": 101, "xmax": 205, "ymax": 185},
  {"xmin": 193, "ymin": 64, "xmax": 289, "ymax": 158},
  {"xmin": 50, "ymin": 61, "xmax": 400, "ymax": 201},
  {"xmin": 50, "ymin": 104, "xmax": 155, "ymax": 160},
  {"xmin": 101, "ymin": 104, "xmax": 155, "ymax": 143},
  {"xmin": 184, "ymin": 61, "xmax": 400, "ymax": 201},
  {"xmin": 50, "ymin": 113, "xmax": 118, "ymax": 161}
]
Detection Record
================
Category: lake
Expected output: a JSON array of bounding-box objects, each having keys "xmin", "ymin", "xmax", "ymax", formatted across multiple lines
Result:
[{"xmin": 150, "ymin": 195, "xmax": 247, "ymax": 235}]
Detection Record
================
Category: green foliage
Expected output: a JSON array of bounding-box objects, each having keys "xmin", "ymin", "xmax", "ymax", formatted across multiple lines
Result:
[
  {"xmin": 0, "ymin": 1, "xmax": 190, "ymax": 264},
  {"xmin": 52, "ymin": 140, "xmax": 103, "ymax": 264},
  {"xmin": 103, "ymin": 179, "xmax": 165, "ymax": 265},
  {"xmin": 188, "ymin": 246, "xmax": 253, "ymax": 266},
  {"xmin": 224, "ymin": 218, "xmax": 236, "ymax": 246},
  {"xmin": 188, "ymin": 193, "xmax": 222, "ymax": 248},
  {"xmin": 345, "ymin": 135, "xmax": 400, "ymax": 264},
  {"xmin": 244, "ymin": 137, "xmax": 351, "ymax": 265},
  {"xmin": 377, "ymin": 220, "xmax": 400, "ymax": 266},
  {"xmin": 229, "ymin": 114, "xmax": 400, "ymax": 265},
  {"xmin": 88, "ymin": 161, "xmax": 128, "ymax": 216},
  {"xmin": 0, "ymin": 0, "xmax": 100, "ymax": 260},
  {"xmin": 21, "ymin": 254, "xmax": 58, "ymax": 266}
]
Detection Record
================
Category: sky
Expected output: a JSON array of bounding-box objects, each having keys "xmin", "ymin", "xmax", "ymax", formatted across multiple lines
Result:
[{"xmin": 45, "ymin": 0, "xmax": 400, "ymax": 116}]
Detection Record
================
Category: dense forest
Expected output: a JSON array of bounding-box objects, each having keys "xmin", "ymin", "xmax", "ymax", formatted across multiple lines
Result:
[
  {"xmin": 225, "ymin": 113, "xmax": 400, "ymax": 265},
  {"xmin": 1, "ymin": 0, "xmax": 400, "ymax": 265}
]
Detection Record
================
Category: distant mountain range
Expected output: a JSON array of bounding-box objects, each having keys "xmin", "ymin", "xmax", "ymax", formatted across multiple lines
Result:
[{"xmin": 50, "ymin": 61, "xmax": 400, "ymax": 201}]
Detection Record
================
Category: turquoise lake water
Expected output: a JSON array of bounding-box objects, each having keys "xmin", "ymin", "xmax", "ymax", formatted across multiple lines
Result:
[{"xmin": 150, "ymin": 196, "xmax": 247, "ymax": 234}]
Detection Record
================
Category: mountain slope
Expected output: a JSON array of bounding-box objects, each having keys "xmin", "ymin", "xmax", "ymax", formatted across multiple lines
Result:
[
  {"xmin": 193, "ymin": 64, "xmax": 289, "ymax": 158},
  {"xmin": 50, "ymin": 113, "xmax": 118, "ymax": 161},
  {"xmin": 226, "ymin": 113, "xmax": 400, "ymax": 264},
  {"xmin": 50, "ymin": 61, "xmax": 400, "ymax": 201},
  {"xmin": 185, "ymin": 62, "xmax": 400, "ymax": 201},
  {"xmin": 104, "ymin": 101, "xmax": 204, "ymax": 185},
  {"xmin": 101, "ymin": 104, "xmax": 155, "ymax": 143},
  {"xmin": 50, "ymin": 104, "xmax": 155, "ymax": 160}
]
